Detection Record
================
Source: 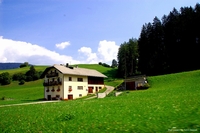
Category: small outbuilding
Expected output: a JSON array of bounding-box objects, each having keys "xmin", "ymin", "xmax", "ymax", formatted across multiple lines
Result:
[{"xmin": 124, "ymin": 75, "xmax": 148, "ymax": 90}]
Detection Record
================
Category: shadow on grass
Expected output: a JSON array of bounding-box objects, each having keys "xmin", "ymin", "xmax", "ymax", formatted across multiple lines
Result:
[{"xmin": 21, "ymin": 98, "xmax": 45, "ymax": 102}]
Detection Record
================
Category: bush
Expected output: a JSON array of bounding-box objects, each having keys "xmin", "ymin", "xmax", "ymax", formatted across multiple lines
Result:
[
  {"xmin": 33, "ymin": 73, "xmax": 40, "ymax": 81},
  {"xmin": 106, "ymin": 91, "xmax": 116, "ymax": 97},
  {"xmin": 38, "ymin": 71, "xmax": 43, "ymax": 79},
  {"xmin": 26, "ymin": 76, "xmax": 33, "ymax": 82},
  {"xmin": 137, "ymin": 83, "xmax": 150, "ymax": 90},
  {"xmin": 102, "ymin": 63, "xmax": 110, "ymax": 67},
  {"xmin": 19, "ymin": 80, "xmax": 25, "ymax": 85},
  {"xmin": 20, "ymin": 62, "xmax": 29, "ymax": 68},
  {"xmin": 12, "ymin": 73, "xmax": 26, "ymax": 81},
  {"xmin": 1, "ymin": 96, "xmax": 5, "ymax": 100},
  {"xmin": 99, "ymin": 62, "xmax": 110, "ymax": 67},
  {"xmin": 143, "ymin": 83, "xmax": 150, "ymax": 89},
  {"xmin": 25, "ymin": 66, "xmax": 40, "ymax": 81},
  {"xmin": 0, "ymin": 72, "xmax": 11, "ymax": 85}
]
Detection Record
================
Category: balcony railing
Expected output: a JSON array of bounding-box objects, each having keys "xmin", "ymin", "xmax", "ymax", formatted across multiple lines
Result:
[
  {"xmin": 43, "ymin": 81, "xmax": 62, "ymax": 86},
  {"xmin": 46, "ymin": 72, "xmax": 59, "ymax": 78}
]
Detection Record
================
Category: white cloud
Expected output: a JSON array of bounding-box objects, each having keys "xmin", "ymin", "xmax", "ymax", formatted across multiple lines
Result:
[
  {"xmin": 0, "ymin": 37, "xmax": 80, "ymax": 65},
  {"xmin": 0, "ymin": 37, "xmax": 119, "ymax": 65},
  {"xmin": 55, "ymin": 41, "xmax": 70, "ymax": 49},
  {"xmin": 98, "ymin": 40, "xmax": 119, "ymax": 62},
  {"xmin": 78, "ymin": 47, "xmax": 98, "ymax": 64},
  {"xmin": 78, "ymin": 40, "xmax": 119, "ymax": 64}
]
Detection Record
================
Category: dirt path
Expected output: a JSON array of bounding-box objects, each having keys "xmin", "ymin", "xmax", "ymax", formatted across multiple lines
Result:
[
  {"xmin": 84, "ymin": 95, "xmax": 97, "ymax": 100},
  {"xmin": 84, "ymin": 85, "xmax": 115, "ymax": 100},
  {"xmin": 104, "ymin": 85, "xmax": 115, "ymax": 95},
  {"xmin": 0, "ymin": 100, "xmax": 60, "ymax": 108}
]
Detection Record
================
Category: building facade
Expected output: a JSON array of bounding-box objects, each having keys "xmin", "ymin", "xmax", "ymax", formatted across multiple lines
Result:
[{"xmin": 41, "ymin": 64, "xmax": 107, "ymax": 100}]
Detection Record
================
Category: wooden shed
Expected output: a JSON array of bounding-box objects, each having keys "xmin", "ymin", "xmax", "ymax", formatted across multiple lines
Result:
[{"xmin": 124, "ymin": 75, "xmax": 147, "ymax": 90}]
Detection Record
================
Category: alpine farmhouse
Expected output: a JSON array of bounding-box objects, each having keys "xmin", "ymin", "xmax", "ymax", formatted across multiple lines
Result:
[{"xmin": 41, "ymin": 64, "xmax": 107, "ymax": 100}]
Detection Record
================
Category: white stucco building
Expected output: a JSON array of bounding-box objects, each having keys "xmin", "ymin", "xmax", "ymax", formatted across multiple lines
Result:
[{"xmin": 41, "ymin": 64, "xmax": 107, "ymax": 100}]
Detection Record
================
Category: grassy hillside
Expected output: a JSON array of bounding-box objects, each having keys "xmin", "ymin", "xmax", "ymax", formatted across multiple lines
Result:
[
  {"xmin": 0, "ymin": 69, "xmax": 200, "ymax": 132},
  {"xmin": 0, "ymin": 66, "xmax": 48, "ymax": 105},
  {"xmin": 0, "ymin": 65, "xmax": 49, "ymax": 75},
  {"xmin": 0, "ymin": 80, "xmax": 44, "ymax": 105}
]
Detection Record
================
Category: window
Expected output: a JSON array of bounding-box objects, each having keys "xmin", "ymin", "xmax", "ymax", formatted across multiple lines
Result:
[
  {"xmin": 46, "ymin": 87, "xmax": 50, "ymax": 92},
  {"xmin": 69, "ymin": 86, "xmax": 72, "ymax": 91},
  {"xmin": 77, "ymin": 86, "xmax": 83, "ymax": 90},
  {"xmin": 69, "ymin": 77, "xmax": 72, "ymax": 81},
  {"xmin": 77, "ymin": 78, "xmax": 83, "ymax": 82},
  {"xmin": 99, "ymin": 87, "xmax": 102, "ymax": 89},
  {"xmin": 79, "ymin": 94, "xmax": 82, "ymax": 97}
]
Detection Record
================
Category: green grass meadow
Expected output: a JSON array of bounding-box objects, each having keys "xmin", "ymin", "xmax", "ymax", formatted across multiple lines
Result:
[
  {"xmin": 0, "ymin": 80, "xmax": 44, "ymax": 105},
  {"xmin": 0, "ymin": 65, "xmax": 200, "ymax": 132}
]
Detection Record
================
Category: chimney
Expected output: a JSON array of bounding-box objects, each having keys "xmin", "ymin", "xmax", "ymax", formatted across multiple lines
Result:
[{"xmin": 66, "ymin": 63, "xmax": 69, "ymax": 67}]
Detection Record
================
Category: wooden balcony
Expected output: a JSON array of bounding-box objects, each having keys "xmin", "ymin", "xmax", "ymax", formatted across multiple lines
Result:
[
  {"xmin": 46, "ymin": 72, "xmax": 59, "ymax": 78},
  {"xmin": 43, "ymin": 81, "xmax": 62, "ymax": 86}
]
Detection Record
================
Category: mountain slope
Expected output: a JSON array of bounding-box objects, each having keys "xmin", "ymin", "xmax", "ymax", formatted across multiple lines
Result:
[{"xmin": 0, "ymin": 63, "xmax": 22, "ymax": 70}]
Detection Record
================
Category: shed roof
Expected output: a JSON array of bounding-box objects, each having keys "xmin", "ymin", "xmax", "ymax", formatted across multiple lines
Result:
[
  {"xmin": 124, "ymin": 75, "xmax": 146, "ymax": 82},
  {"xmin": 41, "ymin": 64, "xmax": 107, "ymax": 78}
]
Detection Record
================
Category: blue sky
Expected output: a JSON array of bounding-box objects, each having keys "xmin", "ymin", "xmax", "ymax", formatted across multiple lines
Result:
[{"xmin": 0, "ymin": 0, "xmax": 199, "ymax": 65}]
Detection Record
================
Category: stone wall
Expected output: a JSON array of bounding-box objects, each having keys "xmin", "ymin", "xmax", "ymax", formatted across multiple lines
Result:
[{"xmin": 97, "ymin": 93, "xmax": 106, "ymax": 98}]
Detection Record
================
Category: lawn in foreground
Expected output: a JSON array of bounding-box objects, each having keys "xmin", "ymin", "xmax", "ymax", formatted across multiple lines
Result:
[{"xmin": 0, "ymin": 70, "xmax": 200, "ymax": 132}]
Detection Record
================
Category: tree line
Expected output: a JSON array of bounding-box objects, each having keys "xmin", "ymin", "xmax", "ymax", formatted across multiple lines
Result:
[
  {"xmin": 117, "ymin": 3, "xmax": 200, "ymax": 77},
  {"xmin": 99, "ymin": 60, "xmax": 118, "ymax": 68},
  {"xmin": 117, "ymin": 38, "xmax": 139, "ymax": 78},
  {"xmin": 0, "ymin": 65, "xmax": 42, "ymax": 85}
]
